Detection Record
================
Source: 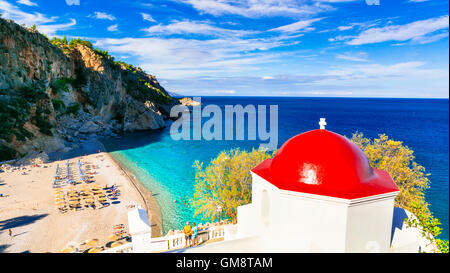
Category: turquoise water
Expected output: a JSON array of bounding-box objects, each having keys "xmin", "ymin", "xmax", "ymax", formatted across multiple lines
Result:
[{"xmin": 102, "ymin": 97, "xmax": 449, "ymax": 239}]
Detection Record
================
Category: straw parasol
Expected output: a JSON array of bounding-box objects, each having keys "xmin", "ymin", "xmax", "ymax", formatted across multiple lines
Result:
[
  {"xmin": 84, "ymin": 238, "xmax": 99, "ymax": 247},
  {"xmin": 87, "ymin": 247, "xmax": 102, "ymax": 253},
  {"xmin": 61, "ymin": 246, "xmax": 74, "ymax": 253},
  {"xmin": 69, "ymin": 201, "xmax": 80, "ymax": 206},
  {"xmin": 108, "ymin": 234, "xmax": 120, "ymax": 241},
  {"xmin": 110, "ymin": 241, "xmax": 123, "ymax": 248}
]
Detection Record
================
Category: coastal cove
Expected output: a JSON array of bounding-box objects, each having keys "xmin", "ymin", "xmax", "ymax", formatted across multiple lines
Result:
[{"xmin": 101, "ymin": 97, "xmax": 449, "ymax": 239}]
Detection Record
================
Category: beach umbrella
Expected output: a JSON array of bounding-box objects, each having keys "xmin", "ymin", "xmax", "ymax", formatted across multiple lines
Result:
[
  {"xmin": 108, "ymin": 234, "xmax": 120, "ymax": 241},
  {"xmin": 61, "ymin": 246, "xmax": 74, "ymax": 253},
  {"xmin": 87, "ymin": 247, "xmax": 102, "ymax": 253},
  {"xmin": 110, "ymin": 241, "xmax": 123, "ymax": 248},
  {"xmin": 84, "ymin": 239, "xmax": 99, "ymax": 247},
  {"xmin": 114, "ymin": 230, "xmax": 125, "ymax": 235}
]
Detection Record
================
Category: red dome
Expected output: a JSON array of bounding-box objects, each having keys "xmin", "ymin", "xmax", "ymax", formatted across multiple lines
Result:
[{"xmin": 252, "ymin": 129, "xmax": 399, "ymax": 199}]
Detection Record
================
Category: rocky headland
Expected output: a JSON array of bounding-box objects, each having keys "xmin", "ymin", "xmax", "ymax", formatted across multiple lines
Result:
[{"xmin": 0, "ymin": 18, "xmax": 178, "ymax": 162}]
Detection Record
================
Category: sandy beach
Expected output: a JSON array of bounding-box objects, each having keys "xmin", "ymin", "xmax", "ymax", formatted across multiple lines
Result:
[{"xmin": 0, "ymin": 151, "xmax": 161, "ymax": 253}]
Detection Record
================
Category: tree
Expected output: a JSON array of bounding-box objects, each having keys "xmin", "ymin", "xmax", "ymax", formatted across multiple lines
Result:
[
  {"xmin": 31, "ymin": 24, "xmax": 36, "ymax": 31},
  {"xmin": 192, "ymin": 148, "xmax": 274, "ymax": 223},
  {"xmin": 351, "ymin": 132, "xmax": 448, "ymax": 253}
]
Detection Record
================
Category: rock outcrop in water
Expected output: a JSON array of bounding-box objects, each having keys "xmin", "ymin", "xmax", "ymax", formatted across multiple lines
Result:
[{"xmin": 0, "ymin": 18, "xmax": 178, "ymax": 161}]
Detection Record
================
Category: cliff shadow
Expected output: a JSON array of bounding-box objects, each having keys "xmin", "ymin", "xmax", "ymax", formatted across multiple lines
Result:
[
  {"xmin": 0, "ymin": 214, "xmax": 48, "ymax": 231},
  {"xmin": 48, "ymin": 126, "xmax": 167, "ymax": 161},
  {"xmin": 0, "ymin": 244, "xmax": 11, "ymax": 253},
  {"xmin": 99, "ymin": 126, "xmax": 168, "ymax": 154}
]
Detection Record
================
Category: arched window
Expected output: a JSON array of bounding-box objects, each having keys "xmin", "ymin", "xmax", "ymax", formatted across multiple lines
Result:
[{"xmin": 261, "ymin": 189, "xmax": 270, "ymax": 228}]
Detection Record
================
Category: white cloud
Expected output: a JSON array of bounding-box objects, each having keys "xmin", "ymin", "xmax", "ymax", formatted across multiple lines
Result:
[
  {"xmin": 141, "ymin": 12, "xmax": 156, "ymax": 22},
  {"xmin": 16, "ymin": 0, "xmax": 37, "ymax": 6},
  {"xmin": 173, "ymin": 0, "xmax": 333, "ymax": 18},
  {"xmin": 37, "ymin": 18, "xmax": 76, "ymax": 36},
  {"xmin": 335, "ymin": 52, "xmax": 368, "ymax": 62},
  {"xmin": 91, "ymin": 11, "xmax": 116, "ymax": 21},
  {"xmin": 161, "ymin": 60, "xmax": 449, "ymax": 97},
  {"xmin": 65, "ymin": 0, "xmax": 80, "ymax": 5},
  {"xmin": 337, "ymin": 25, "xmax": 353, "ymax": 31},
  {"xmin": 0, "ymin": 0, "xmax": 75, "ymax": 36},
  {"xmin": 346, "ymin": 15, "xmax": 449, "ymax": 45},
  {"xmin": 107, "ymin": 24, "xmax": 119, "ymax": 32},
  {"xmin": 93, "ymin": 35, "xmax": 296, "ymax": 78},
  {"xmin": 0, "ymin": 0, "xmax": 54, "ymax": 25},
  {"xmin": 316, "ymin": 0, "xmax": 358, "ymax": 2},
  {"xmin": 269, "ymin": 18, "xmax": 323, "ymax": 33},
  {"xmin": 327, "ymin": 61, "xmax": 448, "ymax": 80},
  {"xmin": 142, "ymin": 20, "xmax": 255, "ymax": 37}
]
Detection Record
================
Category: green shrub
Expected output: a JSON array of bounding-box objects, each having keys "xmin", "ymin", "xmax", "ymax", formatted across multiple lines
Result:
[
  {"xmin": 65, "ymin": 103, "xmax": 80, "ymax": 115},
  {"xmin": 51, "ymin": 99, "xmax": 65, "ymax": 111},
  {"xmin": 69, "ymin": 38, "xmax": 93, "ymax": 49},
  {"xmin": 19, "ymin": 85, "xmax": 48, "ymax": 103},
  {"xmin": 0, "ymin": 145, "xmax": 16, "ymax": 162},
  {"xmin": 52, "ymin": 77, "xmax": 75, "ymax": 94},
  {"xmin": 50, "ymin": 37, "xmax": 63, "ymax": 47}
]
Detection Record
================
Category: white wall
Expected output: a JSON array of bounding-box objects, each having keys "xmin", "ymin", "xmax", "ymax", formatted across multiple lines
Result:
[
  {"xmin": 345, "ymin": 197, "xmax": 396, "ymax": 252},
  {"xmin": 234, "ymin": 172, "xmax": 398, "ymax": 252}
]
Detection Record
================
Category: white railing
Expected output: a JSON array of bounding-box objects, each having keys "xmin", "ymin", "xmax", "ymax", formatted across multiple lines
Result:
[
  {"xmin": 152, "ymin": 225, "xmax": 228, "ymax": 252},
  {"xmin": 101, "ymin": 225, "xmax": 229, "ymax": 253}
]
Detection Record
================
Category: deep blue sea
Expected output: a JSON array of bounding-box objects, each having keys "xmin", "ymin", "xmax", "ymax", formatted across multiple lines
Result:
[{"xmin": 101, "ymin": 97, "xmax": 449, "ymax": 239}]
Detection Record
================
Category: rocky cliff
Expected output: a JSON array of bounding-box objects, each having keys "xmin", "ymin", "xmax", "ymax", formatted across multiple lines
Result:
[{"xmin": 0, "ymin": 18, "xmax": 178, "ymax": 161}]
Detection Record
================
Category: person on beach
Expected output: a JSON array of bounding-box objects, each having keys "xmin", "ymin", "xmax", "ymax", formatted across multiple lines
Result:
[
  {"xmin": 9, "ymin": 229, "xmax": 12, "ymax": 237},
  {"xmin": 183, "ymin": 221, "xmax": 192, "ymax": 247},
  {"xmin": 192, "ymin": 222, "xmax": 198, "ymax": 247}
]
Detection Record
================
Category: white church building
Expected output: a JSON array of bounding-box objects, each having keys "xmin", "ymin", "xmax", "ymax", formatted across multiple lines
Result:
[{"xmin": 106, "ymin": 119, "xmax": 434, "ymax": 253}]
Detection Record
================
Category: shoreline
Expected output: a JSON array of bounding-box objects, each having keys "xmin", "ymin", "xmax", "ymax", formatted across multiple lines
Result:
[
  {"xmin": 105, "ymin": 152, "xmax": 163, "ymax": 237},
  {"xmin": 0, "ymin": 150, "xmax": 147, "ymax": 252}
]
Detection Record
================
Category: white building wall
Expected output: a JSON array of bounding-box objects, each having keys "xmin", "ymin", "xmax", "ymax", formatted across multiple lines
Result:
[
  {"xmin": 275, "ymin": 193, "xmax": 349, "ymax": 252},
  {"xmin": 345, "ymin": 197, "xmax": 396, "ymax": 252},
  {"xmin": 128, "ymin": 206, "xmax": 152, "ymax": 253},
  {"xmin": 234, "ymin": 172, "xmax": 398, "ymax": 252}
]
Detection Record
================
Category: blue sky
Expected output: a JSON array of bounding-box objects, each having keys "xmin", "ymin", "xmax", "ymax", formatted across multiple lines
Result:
[{"xmin": 1, "ymin": 0, "xmax": 448, "ymax": 98}]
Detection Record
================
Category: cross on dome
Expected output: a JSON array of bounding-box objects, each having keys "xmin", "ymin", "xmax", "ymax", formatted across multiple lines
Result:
[{"xmin": 319, "ymin": 118, "xmax": 327, "ymax": 130}]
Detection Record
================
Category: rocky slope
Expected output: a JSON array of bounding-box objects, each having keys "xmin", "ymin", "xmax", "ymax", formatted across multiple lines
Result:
[{"xmin": 0, "ymin": 18, "xmax": 178, "ymax": 161}]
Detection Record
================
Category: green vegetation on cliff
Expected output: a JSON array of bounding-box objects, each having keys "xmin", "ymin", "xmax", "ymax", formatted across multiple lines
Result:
[
  {"xmin": 0, "ymin": 84, "xmax": 54, "ymax": 160},
  {"xmin": 0, "ymin": 17, "xmax": 175, "ymax": 162}
]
